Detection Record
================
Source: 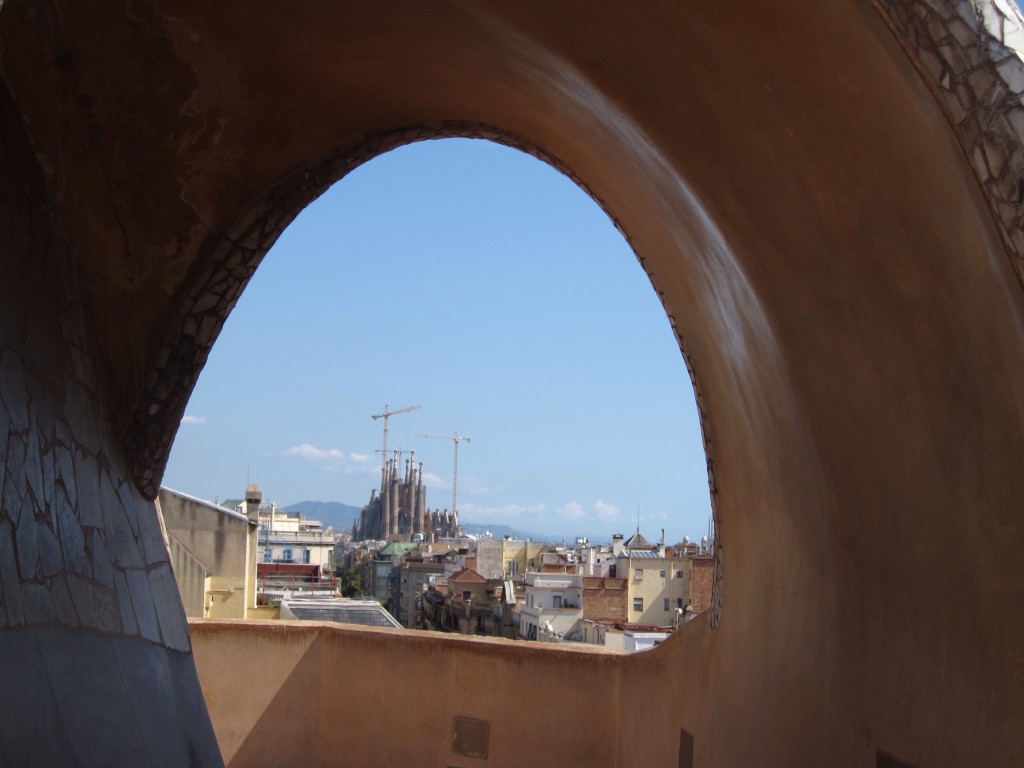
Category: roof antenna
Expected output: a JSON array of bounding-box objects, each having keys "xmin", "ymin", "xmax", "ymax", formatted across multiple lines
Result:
[{"xmin": 636, "ymin": 503, "xmax": 640, "ymax": 534}]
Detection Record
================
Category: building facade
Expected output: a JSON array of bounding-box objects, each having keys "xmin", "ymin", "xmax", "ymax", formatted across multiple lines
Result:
[
  {"xmin": 158, "ymin": 486, "xmax": 259, "ymax": 619},
  {"xmin": 519, "ymin": 572, "xmax": 585, "ymax": 641},
  {"xmin": 391, "ymin": 560, "xmax": 446, "ymax": 628}
]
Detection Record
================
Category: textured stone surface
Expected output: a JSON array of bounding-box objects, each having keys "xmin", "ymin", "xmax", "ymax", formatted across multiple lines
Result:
[
  {"xmin": 0, "ymin": 52, "xmax": 221, "ymax": 765},
  {"xmin": 877, "ymin": 0, "xmax": 1024, "ymax": 284}
]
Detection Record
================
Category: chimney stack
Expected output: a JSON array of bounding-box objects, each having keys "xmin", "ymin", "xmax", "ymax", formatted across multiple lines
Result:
[{"xmin": 244, "ymin": 483, "xmax": 263, "ymax": 523}]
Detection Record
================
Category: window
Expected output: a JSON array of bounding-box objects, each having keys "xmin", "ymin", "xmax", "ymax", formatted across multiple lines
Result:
[
  {"xmin": 262, "ymin": 548, "xmax": 271, "ymax": 562},
  {"xmin": 633, "ymin": 597, "xmax": 644, "ymax": 612},
  {"xmin": 659, "ymin": 570, "xmax": 666, "ymax": 578},
  {"xmin": 677, "ymin": 598, "xmax": 684, "ymax": 609},
  {"xmin": 634, "ymin": 568, "xmax": 644, "ymax": 580},
  {"xmin": 553, "ymin": 595, "xmax": 563, "ymax": 608},
  {"xmin": 664, "ymin": 598, "xmax": 670, "ymax": 611},
  {"xmin": 675, "ymin": 571, "xmax": 684, "ymax": 578},
  {"xmin": 463, "ymin": 591, "xmax": 471, "ymax": 601},
  {"xmin": 303, "ymin": 549, "xmax": 311, "ymax": 564},
  {"xmin": 609, "ymin": 565, "xmax": 617, "ymax": 578},
  {"xmin": 282, "ymin": 548, "xmax": 293, "ymax": 561}
]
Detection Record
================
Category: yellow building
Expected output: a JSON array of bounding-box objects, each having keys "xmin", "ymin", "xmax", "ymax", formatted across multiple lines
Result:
[
  {"xmin": 610, "ymin": 532, "xmax": 692, "ymax": 627},
  {"xmin": 158, "ymin": 487, "xmax": 260, "ymax": 619},
  {"xmin": 500, "ymin": 538, "xmax": 547, "ymax": 577}
]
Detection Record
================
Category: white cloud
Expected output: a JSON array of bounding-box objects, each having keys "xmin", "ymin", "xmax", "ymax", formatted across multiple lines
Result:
[
  {"xmin": 641, "ymin": 510, "xmax": 669, "ymax": 522},
  {"xmin": 282, "ymin": 443, "xmax": 346, "ymax": 462},
  {"xmin": 350, "ymin": 453, "xmax": 372, "ymax": 463},
  {"xmin": 181, "ymin": 415, "xmax": 205, "ymax": 425},
  {"xmin": 594, "ymin": 500, "xmax": 620, "ymax": 521},
  {"xmin": 462, "ymin": 475, "xmax": 505, "ymax": 495},
  {"xmin": 421, "ymin": 471, "xmax": 447, "ymax": 488},
  {"xmin": 459, "ymin": 502, "xmax": 545, "ymax": 523},
  {"xmin": 557, "ymin": 501, "xmax": 586, "ymax": 520},
  {"xmin": 344, "ymin": 464, "xmax": 381, "ymax": 476},
  {"xmin": 465, "ymin": 483, "xmax": 506, "ymax": 495}
]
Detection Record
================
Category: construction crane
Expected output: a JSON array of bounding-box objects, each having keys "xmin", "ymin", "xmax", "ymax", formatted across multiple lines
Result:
[
  {"xmin": 411, "ymin": 432, "xmax": 470, "ymax": 515},
  {"xmin": 371, "ymin": 404, "xmax": 421, "ymax": 472}
]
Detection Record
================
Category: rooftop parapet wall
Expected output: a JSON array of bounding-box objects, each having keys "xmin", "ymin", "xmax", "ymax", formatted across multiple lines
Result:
[{"xmin": 190, "ymin": 619, "xmax": 653, "ymax": 767}]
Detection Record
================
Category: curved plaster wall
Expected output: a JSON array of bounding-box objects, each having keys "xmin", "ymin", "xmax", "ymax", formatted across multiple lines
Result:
[{"xmin": 1, "ymin": 0, "xmax": 1023, "ymax": 765}]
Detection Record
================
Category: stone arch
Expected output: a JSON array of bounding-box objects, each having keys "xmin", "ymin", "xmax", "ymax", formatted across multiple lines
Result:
[{"xmin": 126, "ymin": 120, "xmax": 732, "ymax": 622}]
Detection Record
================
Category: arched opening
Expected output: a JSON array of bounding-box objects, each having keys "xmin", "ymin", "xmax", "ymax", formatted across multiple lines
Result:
[
  {"xmin": 163, "ymin": 136, "xmax": 717, "ymax": 636},
  {"xmin": 165, "ymin": 138, "xmax": 711, "ymax": 541}
]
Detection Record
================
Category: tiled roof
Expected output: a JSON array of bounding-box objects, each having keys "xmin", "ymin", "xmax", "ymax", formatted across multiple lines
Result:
[
  {"xmin": 282, "ymin": 599, "xmax": 401, "ymax": 629},
  {"xmin": 449, "ymin": 568, "xmax": 487, "ymax": 583},
  {"xmin": 378, "ymin": 542, "xmax": 418, "ymax": 556},
  {"xmin": 623, "ymin": 531, "xmax": 654, "ymax": 549},
  {"xmin": 624, "ymin": 550, "xmax": 664, "ymax": 559}
]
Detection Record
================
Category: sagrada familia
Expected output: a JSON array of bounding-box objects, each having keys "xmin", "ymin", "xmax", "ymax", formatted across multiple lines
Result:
[{"xmin": 352, "ymin": 454, "xmax": 460, "ymax": 540}]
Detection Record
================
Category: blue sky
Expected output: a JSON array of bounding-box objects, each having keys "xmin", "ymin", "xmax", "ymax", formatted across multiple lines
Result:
[{"xmin": 163, "ymin": 139, "xmax": 712, "ymax": 544}]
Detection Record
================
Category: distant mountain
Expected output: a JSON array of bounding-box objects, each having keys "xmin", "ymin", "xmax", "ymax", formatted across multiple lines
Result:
[
  {"xmin": 460, "ymin": 523, "xmax": 620, "ymax": 546},
  {"xmin": 280, "ymin": 501, "xmax": 612, "ymax": 543},
  {"xmin": 458, "ymin": 522, "xmax": 562, "ymax": 542},
  {"xmin": 282, "ymin": 500, "xmax": 362, "ymax": 531}
]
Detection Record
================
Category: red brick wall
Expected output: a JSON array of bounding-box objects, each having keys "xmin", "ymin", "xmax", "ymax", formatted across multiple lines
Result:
[
  {"xmin": 690, "ymin": 558, "xmax": 713, "ymax": 612},
  {"xmin": 583, "ymin": 577, "xmax": 627, "ymax": 623}
]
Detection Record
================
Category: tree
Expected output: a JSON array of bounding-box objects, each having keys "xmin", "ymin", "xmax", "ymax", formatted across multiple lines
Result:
[{"xmin": 339, "ymin": 565, "xmax": 362, "ymax": 598}]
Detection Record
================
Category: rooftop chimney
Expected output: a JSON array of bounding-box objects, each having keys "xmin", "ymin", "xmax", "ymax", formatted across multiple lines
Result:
[
  {"xmin": 612, "ymin": 533, "xmax": 624, "ymax": 557},
  {"xmin": 244, "ymin": 483, "xmax": 262, "ymax": 522}
]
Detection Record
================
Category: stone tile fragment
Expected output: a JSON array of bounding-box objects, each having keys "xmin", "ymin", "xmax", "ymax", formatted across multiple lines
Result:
[
  {"xmin": 0, "ymin": 404, "xmax": 8, "ymax": 500},
  {"xmin": 140, "ymin": 513, "xmax": 171, "ymax": 566},
  {"xmin": 48, "ymin": 575, "xmax": 79, "ymax": 626},
  {"xmin": 90, "ymin": 529, "xmax": 114, "ymax": 588},
  {"xmin": 113, "ymin": 570, "xmax": 139, "ymax": 636},
  {"xmin": 55, "ymin": 491, "xmax": 88, "ymax": 575},
  {"xmin": 73, "ymin": 450, "xmax": 103, "ymax": 529},
  {"xmin": 99, "ymin": 472, "xmax": 144, "ymax": 569},
  {"xmin": 116, "ymin": 480, "xmax": 141, "ymax": 538},
  {"xmin": 66, "ymin": 574, "xmax": 120, "ymax": 634},
  {"xmin": 36, "ymin": 520, "xmax": 64, "ymax": 578},
  {"xmin": 3, "ymin": 435, "xmax": 26, "ymax": 518},
  {"xmin": 21, "ymin": 583, "xmax": 55, "ymax": 624},
  {"xmin": 15, "ymin": 497, "xmax": 39, "ymax": 578},
  {"xmin": 0, "ymin": 520, "xmax": 25, "ymax": 624},
  {"xmin": 0, "ymin": 353, "xmax": 28, "ymax": 431},
  {"xmin": 125, "ymin": 567, "xmax": 161, "ymax": 643},
  {"xmin": 149, "ymin": 563, "xmax": 190, "ymax": 652}
]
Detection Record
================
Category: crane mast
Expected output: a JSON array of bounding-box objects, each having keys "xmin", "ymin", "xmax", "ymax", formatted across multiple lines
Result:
[
  {"xmin": 371, "ymin": 404, "xmax": 421, "ymax": 472},
  {"xmin": 411, "ymin": 432, "xmax": 471, "ymax": 516}
]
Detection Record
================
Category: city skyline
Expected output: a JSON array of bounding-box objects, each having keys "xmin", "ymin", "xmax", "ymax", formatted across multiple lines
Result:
[{"xmin": 163, "ymin": 138, "xmax": 712, "ymax": 543}]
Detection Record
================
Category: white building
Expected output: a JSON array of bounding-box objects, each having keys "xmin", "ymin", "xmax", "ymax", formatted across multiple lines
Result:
[
  {"xmin": 252, "ymin": 505, "xmax": 336, "ymax": 573},
  {"xmin": 519, "ymin": 572, "xmax": 584, "ymax": 642}
]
